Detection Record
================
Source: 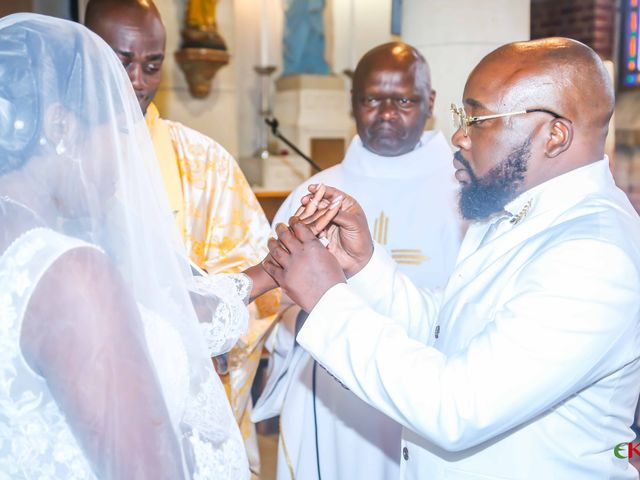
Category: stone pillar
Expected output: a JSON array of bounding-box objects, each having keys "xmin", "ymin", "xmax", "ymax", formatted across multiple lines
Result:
[
  {"xmin": 401, "ymin": 0, "xmax": 530, "ymax": 143},
  {"xmin": 330, "ymin": 0, "xmax": 394, "ymax": 75}
]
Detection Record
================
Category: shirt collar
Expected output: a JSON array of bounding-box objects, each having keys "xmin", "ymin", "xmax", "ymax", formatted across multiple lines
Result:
[
  {"xmin": 502, "ymin": 157, "xmax": 613, "ymax": 225},
  {"xmin": 341, "ymin": 131, "xmax": 452, "ymax": 179}
]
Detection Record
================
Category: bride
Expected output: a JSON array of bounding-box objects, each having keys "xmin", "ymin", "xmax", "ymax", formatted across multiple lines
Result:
[{"xmin": 0, "ymin": 13, "xmax": 280, "ymax": 479}]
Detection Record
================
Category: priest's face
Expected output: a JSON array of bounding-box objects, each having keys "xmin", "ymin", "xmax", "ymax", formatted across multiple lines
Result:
[
  {"xmin": 88, "ymin": 7, "xmax": 166, "ymax": 115},
  {"xmin": 352, "ymin": 64, "xmax": 434, "ymax": 157}
]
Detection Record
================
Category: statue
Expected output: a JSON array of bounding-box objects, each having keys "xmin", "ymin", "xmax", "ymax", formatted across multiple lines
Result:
[
  {"xmin": 175, "ymin": 0, "xmax": 229, "ymax": 98},
  {"xmin": 282, "ymin": 0, "xmax": 330, "ymax": 76},
  {"xmin": 186, "ymin": 0, "xmax": 218, "ymax": 30},
  {"xmin": 181, "ymin": 0, "xmax": 225, "ymax": 50}
]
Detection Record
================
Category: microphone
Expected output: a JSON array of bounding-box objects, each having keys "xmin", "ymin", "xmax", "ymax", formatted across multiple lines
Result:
[{"xmin": 265, "ymin": 117, "xmax": 323, "ymax": 172}]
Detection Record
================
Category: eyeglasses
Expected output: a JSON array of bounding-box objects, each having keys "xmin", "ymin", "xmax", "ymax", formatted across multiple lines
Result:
[{"xmin": 450, "ymin": 103, "xmax": 566, "ymax": 136}]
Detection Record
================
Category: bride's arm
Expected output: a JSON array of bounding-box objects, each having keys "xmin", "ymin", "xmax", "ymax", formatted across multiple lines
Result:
[
  {"xmin": 186, "ymin": 257, "xmax": 278, "ymax": 358},
  {"xmin": 187, "ymin": 200, "xmax": 318, "ymax": 357},
  {"xmin": 21, "ymin": 247, "xmax": 186, "ymax": 480},
  {"xmin": 244, "ymin": 263, "xmax": 277, "ymax": 303}
]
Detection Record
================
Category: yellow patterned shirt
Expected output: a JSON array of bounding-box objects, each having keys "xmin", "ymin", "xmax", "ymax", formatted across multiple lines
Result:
[{"xmin": 146, "ymin": 103, "xmax": 280, "ymax": 474}]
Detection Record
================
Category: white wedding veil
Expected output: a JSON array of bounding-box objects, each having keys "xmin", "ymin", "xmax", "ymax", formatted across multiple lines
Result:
[{"xmin": 0, "ymin": 13, "xmax": 248, "ymax": 479}]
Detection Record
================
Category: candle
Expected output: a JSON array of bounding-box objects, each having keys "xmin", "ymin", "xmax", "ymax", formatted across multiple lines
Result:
[
  {"xmin": 348, "ymin": 0, "xmax": 355, "ymax": 68},
  {"xmin": 260, "ymin": 0, "xmax": 269, "ymax": 66}
]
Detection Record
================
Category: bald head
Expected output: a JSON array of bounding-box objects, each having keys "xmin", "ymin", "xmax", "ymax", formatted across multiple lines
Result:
[
  {"xmin": 85, "ymin": 0, "xmax": 161, "ymax": 27},
  {"xmin": 469, "ymin": 37, "xmax": 614, "ymax": 136},
  {"xmin": 353, "ymin": 42, "xmax": 431, "ymax": 95},
  {"xmin": 86, "ymin": 0, "xmax": 166, "ymax": 114},
  {"xmin": 352, "ymin": 42, "xmax": 435, "ymax": 156}
]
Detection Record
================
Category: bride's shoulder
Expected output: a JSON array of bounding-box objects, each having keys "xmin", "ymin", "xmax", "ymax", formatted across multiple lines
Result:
[
  {"xmin": 20, "ymin": 237, "xmax": 147, "ymax": 383},
  {"xmin": 1, "ymin": 227, "xmax": 97, "ymax": 265}
]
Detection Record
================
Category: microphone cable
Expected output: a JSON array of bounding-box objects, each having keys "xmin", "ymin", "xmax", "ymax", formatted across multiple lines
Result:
[{"xmin": 312, "ymin": 360, "xmax": 323, "ymax": 480}]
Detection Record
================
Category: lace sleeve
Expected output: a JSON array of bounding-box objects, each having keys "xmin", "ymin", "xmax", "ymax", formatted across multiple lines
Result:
[{"xmin": 188, "ymin": 273, "xmax": 251, "ymax": 357}]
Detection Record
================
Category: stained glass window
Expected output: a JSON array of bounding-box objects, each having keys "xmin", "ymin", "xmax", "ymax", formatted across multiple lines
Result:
[{"xmin": 621, "ymin": 0, "xmax": 640, "ymax": 88}]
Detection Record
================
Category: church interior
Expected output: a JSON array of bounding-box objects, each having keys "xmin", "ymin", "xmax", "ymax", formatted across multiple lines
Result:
[
  {"xmin": 5, "ymin": 0, "xmax": 639, "ymax": 223},
  {"xmin": 2, "ymin": 1, "xmax": 639, "ymax": 478}
]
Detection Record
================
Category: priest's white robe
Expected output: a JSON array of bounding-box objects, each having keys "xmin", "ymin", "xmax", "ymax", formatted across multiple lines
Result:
[
  {"xmin": 297, "ymin": 159, "xmax": 640, "ymax": 479},
  {"xmin": 253, "ymin": 131, "xmax": 462, "ymax": 479}
]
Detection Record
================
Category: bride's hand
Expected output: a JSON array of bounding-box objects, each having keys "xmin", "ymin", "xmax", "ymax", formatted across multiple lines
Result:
[
  {"xmin": 295, "ymin": 186, "xmax": 373, "ymax": 278},
  {"xmin": 293, "ymin": 183, "xmax": 330, "ymax": 219},
  {"xmin": 291, "ymin": 184, "xmax": 342, "ymax": 243}
]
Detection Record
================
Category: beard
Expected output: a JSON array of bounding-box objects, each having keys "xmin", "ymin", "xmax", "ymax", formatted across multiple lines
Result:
[{"xmin": 456, "ymin": 138, "xmax": 531, "ymax": 221}]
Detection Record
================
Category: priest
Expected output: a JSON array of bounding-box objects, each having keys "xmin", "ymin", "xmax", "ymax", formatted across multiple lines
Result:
[
  {"xmin": 85, "ymin": 1, "xmax": 280, "ymax": 475},
  {"xmin": 253, "ymin": 42, "xmax": 462, "ymax": 480}
]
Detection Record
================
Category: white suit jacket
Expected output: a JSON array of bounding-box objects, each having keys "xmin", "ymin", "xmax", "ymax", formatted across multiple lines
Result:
[{"xmin": 298, "ymin": 159, "xmax": 640, "ymax": 479}]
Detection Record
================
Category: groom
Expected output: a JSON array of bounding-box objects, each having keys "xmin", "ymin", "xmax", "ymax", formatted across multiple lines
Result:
[{"xmin": 265, "ymin": 37, "xmax": 640, "ymax": 478}]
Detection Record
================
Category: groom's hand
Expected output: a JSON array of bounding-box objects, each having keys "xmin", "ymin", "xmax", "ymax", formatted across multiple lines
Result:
[
  {"xmin": 299, "ymin": 185, "xmax": 374, "ymax": 277},
  {"xmin": 263, "ymin": 221, "xmax": 346, "ymax": 312}
]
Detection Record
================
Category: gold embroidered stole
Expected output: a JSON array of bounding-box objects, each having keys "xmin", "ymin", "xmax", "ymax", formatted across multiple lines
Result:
[
  {"xmin": 145, "ymin": 103, "xmax": 185, "ymax": 235},
  {"xmin": 373, "ymin": 211, "xmax": 429, "ymax": 265}
]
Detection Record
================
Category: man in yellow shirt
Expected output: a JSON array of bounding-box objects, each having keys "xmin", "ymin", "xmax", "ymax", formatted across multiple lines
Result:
[{"xmin": 86, "ymin": 1, "xmax": 280, "ymax": 475}]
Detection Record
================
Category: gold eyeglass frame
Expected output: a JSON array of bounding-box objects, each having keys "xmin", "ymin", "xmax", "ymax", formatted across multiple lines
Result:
[{"xmin": 450, "ymin": 103, "xmax": 565, "ymax": 136}]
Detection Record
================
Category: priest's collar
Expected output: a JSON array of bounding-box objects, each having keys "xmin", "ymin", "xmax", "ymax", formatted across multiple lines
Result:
[
  {"xmin": 342, "ymin": 130, "xmax": 453, "ymax": 179},
  {"xmin": 501, "ymin": 157, "xmax": 612, "ymax": 226}
]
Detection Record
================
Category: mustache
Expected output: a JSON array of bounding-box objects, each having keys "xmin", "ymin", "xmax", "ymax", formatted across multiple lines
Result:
[
  {"xmin": 369, "ymin": 120, "xmax": 403, "ymax": 133},
  {"xmin": 454, "ymin": 150, "xmax": 471, "ymax": 170},
  {"xmin": 454, "ymin": 150, "xmax": 478, "ymax": 183}
]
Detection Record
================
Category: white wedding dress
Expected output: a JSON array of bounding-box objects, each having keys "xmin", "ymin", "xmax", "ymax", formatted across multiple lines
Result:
[{"xmin": 0, "ymin": 227, "xmax": 250, "ymax": 479}]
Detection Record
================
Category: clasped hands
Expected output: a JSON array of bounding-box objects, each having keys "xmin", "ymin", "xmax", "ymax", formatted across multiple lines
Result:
[{"xmin": 262, "ymin": 185, "xmax": 374, "ymax": 312}]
